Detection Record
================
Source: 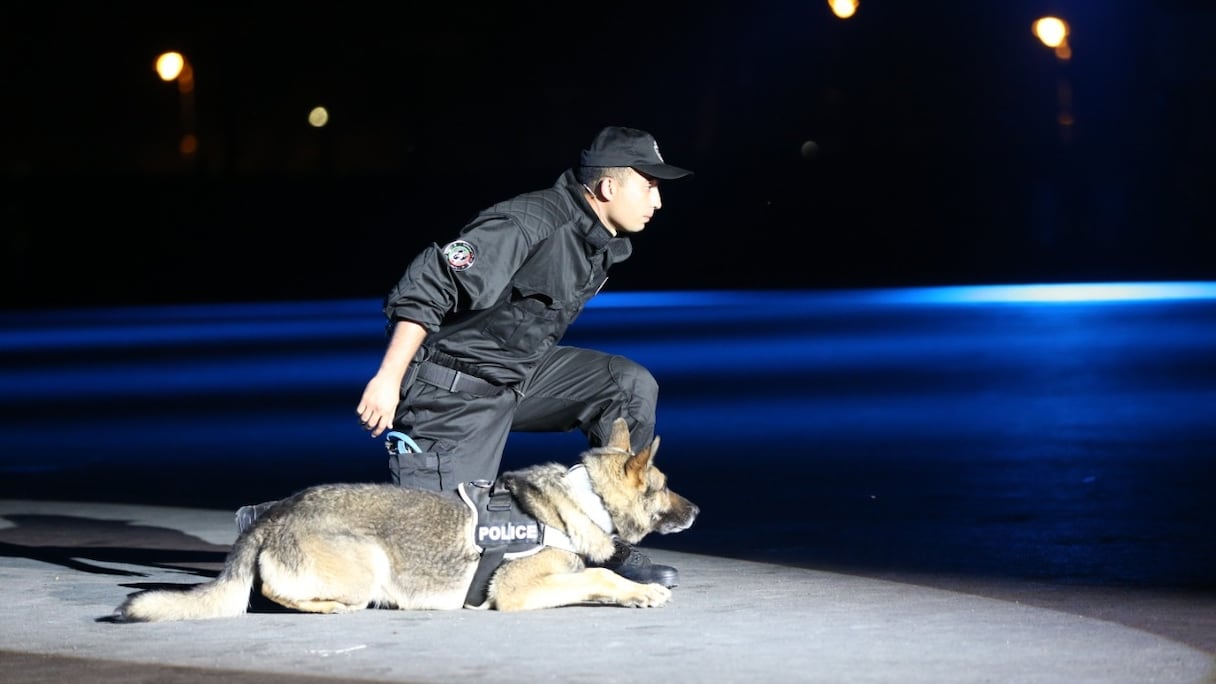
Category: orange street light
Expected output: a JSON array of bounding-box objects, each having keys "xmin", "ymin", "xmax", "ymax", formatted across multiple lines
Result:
[
  {"xmin": 828, "ymin": 0, "xmax": 859, "ymax": 20},
  {"xmin": 154, "ymin": 51, "xmax": 197, "ymax": 160},
  {"xmin": 1032, "ymin": 18, "xmax": 1075, "ymax": 143},
  {"xmin": 1033, "ymin": 16, "xmax": 1071, "ymax": 61}
]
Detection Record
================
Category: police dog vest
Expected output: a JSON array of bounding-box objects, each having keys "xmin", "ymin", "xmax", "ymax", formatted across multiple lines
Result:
[
  {"xmin": 457, "ymin": 466, "xmax": 607, "ymax": 606},
  {"xmin": 458, "ymin": 478, "xmax": 548, "ymax": 557}
]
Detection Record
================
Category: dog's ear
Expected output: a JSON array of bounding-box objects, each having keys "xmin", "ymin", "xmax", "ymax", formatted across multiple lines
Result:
[
  {"xmin": 624, "ymin": 435, "xmax": 658, "ymax": 484},
  {"xmin": 607, "ymin": 417, "xmax": 632, "ymax": 453}
]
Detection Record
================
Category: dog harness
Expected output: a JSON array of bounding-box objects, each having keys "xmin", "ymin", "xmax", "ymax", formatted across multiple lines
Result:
[{"xmin": 457, "ymin": 464, "xmax": 612, "ymax": 606}]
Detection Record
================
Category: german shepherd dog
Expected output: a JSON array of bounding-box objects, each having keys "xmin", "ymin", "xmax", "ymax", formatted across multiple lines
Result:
[{"xmin": 115, "ymin": 419, "xmax": 698, "ymax": 620}]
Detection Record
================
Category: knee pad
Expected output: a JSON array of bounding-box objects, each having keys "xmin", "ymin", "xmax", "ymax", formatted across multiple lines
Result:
[
  {"xmin": 604, "ymin": 357, "xmax": 658, "ymax": 452},
  {"xmin": 608, "ymin": 356, "xmax": 659, "ymax": 404}
]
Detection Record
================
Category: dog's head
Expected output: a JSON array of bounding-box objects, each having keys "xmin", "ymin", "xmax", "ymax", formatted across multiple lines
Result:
[{"xmin": 583, "ymin": 418, "xmax": 699, "ymax": 545}]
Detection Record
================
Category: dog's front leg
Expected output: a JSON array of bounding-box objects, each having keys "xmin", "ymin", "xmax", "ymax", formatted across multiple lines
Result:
[
  {"xmin": 513, "ymin": 568, "xmax": 672, "ymax": 611},
  {"xmin": 490, "ymin": 550, "xmax": 672, "ymax": 611}
]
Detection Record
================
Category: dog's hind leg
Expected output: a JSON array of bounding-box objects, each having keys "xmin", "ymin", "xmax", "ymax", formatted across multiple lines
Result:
[{"xmin": 258, "ymin": 535, "xmax": 391, "ymax": 614}]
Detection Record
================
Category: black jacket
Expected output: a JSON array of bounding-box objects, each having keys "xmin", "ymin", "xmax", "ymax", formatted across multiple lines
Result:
[{"xmin": 383, "ymin": 169, "xmax": 633, "ymax": 386}]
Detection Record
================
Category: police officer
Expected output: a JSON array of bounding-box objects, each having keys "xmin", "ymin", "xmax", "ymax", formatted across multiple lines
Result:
[{"xmin": 355, "ymin": 126, "xmax": 693, "ymax": 587}]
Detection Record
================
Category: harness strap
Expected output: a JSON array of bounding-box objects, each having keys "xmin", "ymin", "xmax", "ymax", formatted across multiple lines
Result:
[
  {"xmin": 487, "ymin": 479, "xmax": 514, "ymax": 512},
  {"xmin": 466, "ymin": 546, "xmax": 506, "ymax": 607},
  {"xmin": 464, "ymin": 480, "xmax": 515, "ymax": 607},
  {"xmin": 565, "ymin": 465, "xmax": 614, "ymax": 534}
]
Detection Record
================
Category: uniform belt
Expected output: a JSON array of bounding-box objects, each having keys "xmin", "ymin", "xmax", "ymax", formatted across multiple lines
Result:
[{"xmin": 415, "ymin": 360, "xmax": 505, "ymax": 397}]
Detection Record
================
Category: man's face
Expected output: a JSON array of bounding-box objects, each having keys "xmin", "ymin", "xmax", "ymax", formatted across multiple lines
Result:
[{"xmin": 603, "ymin": 169, "xmax": 663, "ymax": 235}]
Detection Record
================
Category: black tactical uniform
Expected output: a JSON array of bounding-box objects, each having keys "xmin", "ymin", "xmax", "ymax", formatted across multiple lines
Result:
[{"xmin": 384, "ymin": 168, "xmax": 659, "ymax": 491}]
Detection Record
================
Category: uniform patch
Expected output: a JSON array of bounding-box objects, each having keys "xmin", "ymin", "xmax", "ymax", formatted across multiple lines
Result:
[{"xmin": 442, "ymin": 240, "xmax": 475, "ymax": 271}]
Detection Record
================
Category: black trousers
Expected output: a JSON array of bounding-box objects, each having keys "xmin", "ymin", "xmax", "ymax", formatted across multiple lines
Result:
[{"xmin": 389, "ymin": 345, "xmax": 659, "ymax": 492}]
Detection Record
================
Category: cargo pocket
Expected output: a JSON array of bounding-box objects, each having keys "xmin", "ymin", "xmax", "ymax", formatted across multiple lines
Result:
[{"xmin": 388, "ymin": 443, "xmax": 453, "ymax": 492}]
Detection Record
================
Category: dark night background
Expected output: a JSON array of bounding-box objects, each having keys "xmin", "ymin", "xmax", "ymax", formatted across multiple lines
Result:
[
  {"xmin": 3, "ymin": 1, "xmax": 1215, "ymax": 311},
  {"xmin": 2, "ymin": 5, "xmax": 1216, "ymax": 661}
]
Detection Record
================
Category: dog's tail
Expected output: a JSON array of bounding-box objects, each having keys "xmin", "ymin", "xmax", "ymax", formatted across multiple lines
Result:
[{"xmin": 114, "ymin": 525, "xmax": 264, "ymax": 622}]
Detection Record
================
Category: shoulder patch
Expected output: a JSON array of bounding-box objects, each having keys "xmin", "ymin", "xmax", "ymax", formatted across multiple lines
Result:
[{"xmin": 442, "ymin": 240, "xmax": 475, "ymax": 271}]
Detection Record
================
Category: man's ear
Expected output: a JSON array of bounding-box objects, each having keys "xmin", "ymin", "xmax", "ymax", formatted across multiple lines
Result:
[{"xmin": 599, "ymin": 176, "xmax": 615, "ymax": 200}]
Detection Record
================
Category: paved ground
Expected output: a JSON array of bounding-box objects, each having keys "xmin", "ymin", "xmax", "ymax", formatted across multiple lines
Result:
[
  {"xmin": 1, "ymin": 499, "xmax": 1212, "ymax": 684},
  {"xmin": 2, "ymin": 287, "xmax": 1215, "ymax": 682}
]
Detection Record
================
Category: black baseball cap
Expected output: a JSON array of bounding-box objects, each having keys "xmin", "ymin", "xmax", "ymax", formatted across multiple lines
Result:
[{"xmin": 579, "ymin": 126, "xmax": 693, "ymax": 180}]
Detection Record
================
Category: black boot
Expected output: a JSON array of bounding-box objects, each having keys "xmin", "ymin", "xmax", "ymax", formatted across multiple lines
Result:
[
  {"xmin": 234, "ymin": 500, "xmax": 277, "ymax": 534},
  {"xmin": 599, "ymin": 538, "xmax": 679, "ymax": 588}
]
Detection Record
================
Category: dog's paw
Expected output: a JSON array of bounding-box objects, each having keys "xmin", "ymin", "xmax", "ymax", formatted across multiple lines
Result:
[{"xmin": 621, "ymin": 583, "xmax": 672, "ymax": 608}]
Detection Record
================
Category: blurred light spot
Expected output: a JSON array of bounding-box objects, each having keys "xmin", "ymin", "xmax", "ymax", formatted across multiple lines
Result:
[
  {"xmin": 308, "ymin": 106, "xmax": 330, "ymax": 128},
  {"xmin": 828, "ymin": 0, "xmax": 858, "ymax": 19},
  {"xmin": 179, "ymin": 133, "xmax": 198, "ymax": 158},
  {"xmin": 1033, "ymin": 17, "xmax": 1069, "ymax": 48},
  {"xmin": 155, "ymin": 52, "xmax": 184, "ymax": 81}
]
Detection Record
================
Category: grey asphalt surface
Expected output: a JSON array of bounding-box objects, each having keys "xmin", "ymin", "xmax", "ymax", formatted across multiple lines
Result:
[{"xmin": 1, "ymin": 499, "xmax": 1213, "ymax": 684}]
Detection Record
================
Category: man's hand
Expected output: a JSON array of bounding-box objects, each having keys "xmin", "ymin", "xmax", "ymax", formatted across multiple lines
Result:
[
  {"xmin": 356, "ymin": 373, "xmax": 400, "ymax": 438},
  {"xmin": 357, "ymin": 319, "xmax": 427, "ymax": 438}
]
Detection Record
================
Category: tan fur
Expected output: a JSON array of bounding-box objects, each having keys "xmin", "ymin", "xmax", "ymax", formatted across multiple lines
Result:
[{"xmin": 115, "ymin": 418, "xmax": 698, "ymax": 621}]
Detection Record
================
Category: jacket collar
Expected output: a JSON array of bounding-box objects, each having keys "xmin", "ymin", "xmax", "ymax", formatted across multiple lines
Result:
[{"xmin": 557, "ymin": 170, "xmax": 632, "ymax": 262}]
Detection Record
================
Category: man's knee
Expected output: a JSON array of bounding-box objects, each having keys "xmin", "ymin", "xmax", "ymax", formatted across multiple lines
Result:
[
  {"xmin": 608, "ymin": 355, "xmax": 658, "ymax": 404},
  {"xmin": 602, "ymin": 356, "xmax": 658, "ymax": 452}
]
